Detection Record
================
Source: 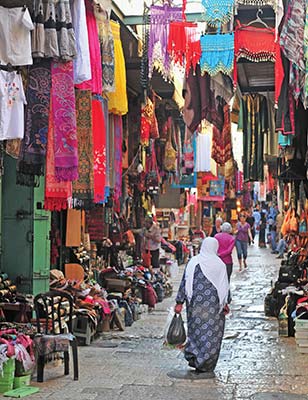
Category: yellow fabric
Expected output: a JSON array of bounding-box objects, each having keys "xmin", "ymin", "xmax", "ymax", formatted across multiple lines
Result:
[{"xmin": 108, "ymin": 21, "xmax": 128, "ymax": 115}]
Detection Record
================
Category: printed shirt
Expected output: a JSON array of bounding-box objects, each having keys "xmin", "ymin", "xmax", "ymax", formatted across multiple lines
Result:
[
  {"xmin": 236, "ymin": 222, "xmax": 250, "ymax": 242},
  {"xmin": 144, "ymin": 223, "xmax": 161, "ymax": 251}
]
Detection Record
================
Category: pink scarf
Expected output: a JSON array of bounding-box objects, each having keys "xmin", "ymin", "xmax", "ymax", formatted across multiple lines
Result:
[{"xmin": 51, "ymin": 61, "xmax": 79, "ymax": 182}]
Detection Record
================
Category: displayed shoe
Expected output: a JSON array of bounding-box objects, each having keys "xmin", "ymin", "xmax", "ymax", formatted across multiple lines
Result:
[{"xmin": 276, "ymin": 255, "xmax": 284, "ymax": 259}]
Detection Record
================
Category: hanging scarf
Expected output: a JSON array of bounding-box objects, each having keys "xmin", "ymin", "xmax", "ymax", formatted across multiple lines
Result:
[
  {"xmin": 148, "ymin": 4, "xmax": 182, "ymax": 80},
  {"xmin": 168, "ymin": 21, "xmax": 201, "ymax": 76},
  {"xmin": 51, "ymin": 61, "xmax": 78, "ymax": 182},
  {"xmin": 113, "ymin": 114, "xmax": 123, "ymax": 203},
  {"xmin": 44, "ymin": 100, "xmax": 72, "ymax": 211},
  {"xmin": 234, "ymin": 22, "xmax": 284, "ymax": 104},
  {"xmin": 17, "ymin": 60, "xmax": 51, "ymax": 186},
  {"xmin": 212, "ymin": 104, "xmax": 232, "ymax": 166},
  {"xmin": 72, "ymin": 89, "xmax": 94, "ymax": 204},
  {"xmin": 102, "ymin": 97, "xmax": 110, "ymax": 201},
  {"xmin": 185, "ymin": 237, "xmax": 229, "ymax": 311},
  {"xmin": 201, "ymin": 0, "xmax": 234, "ymax": 26},
  {"xmin": 200, "ymin": 32, "xmax": 234, "ymax": 76},
  {"xmin": 92, "ymin": 97, "xmax": 107, "ymax": 203}
]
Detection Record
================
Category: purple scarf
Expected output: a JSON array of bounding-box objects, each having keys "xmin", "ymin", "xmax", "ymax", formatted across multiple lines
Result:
[
  {"xmin": 148, "ymin": 4, "xmax": 182, "ymax": 80},
  {"xmin": 51, "ymin": 61, "xmax": 78, "ymax": 182}
]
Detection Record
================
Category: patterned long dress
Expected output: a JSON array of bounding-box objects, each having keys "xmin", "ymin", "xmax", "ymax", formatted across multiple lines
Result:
[{"xmin": 176, "ymin": 264, "xmax": 225, "ymax": 372}]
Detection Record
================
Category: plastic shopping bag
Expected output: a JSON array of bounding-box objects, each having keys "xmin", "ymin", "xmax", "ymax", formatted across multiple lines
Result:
[{"xmin": 166, "ymin": 313, "xmax": 187, "ymax": 346}]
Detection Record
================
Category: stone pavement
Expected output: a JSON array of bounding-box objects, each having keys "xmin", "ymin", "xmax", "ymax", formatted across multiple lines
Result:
[{"xmin": 5, "ymin": 243, "xmax": 308, "ymax": 400}]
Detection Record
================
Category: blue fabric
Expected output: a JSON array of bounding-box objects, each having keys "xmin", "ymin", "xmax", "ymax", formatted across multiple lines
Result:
[
  {"xmin": 176, "ymin": 265, "xmax": 225, "ymax": 372},
  {"xmin": 235, "ymin": 240, "xmax": 248, "ymax": 259},
  {"xmin": 278, "ymin": 132, "xmax": 293, "ymax": 146},
  {"xmin": 200, "ymin": 33, "xmax": 234, "ymax": 76},
  {"xmin": 202, "ymin": 0, "xmax": 234, "ymax": 26}
]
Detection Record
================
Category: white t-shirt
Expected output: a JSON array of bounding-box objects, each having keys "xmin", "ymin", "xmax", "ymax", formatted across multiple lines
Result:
[
  {"xmin": 0, "ymin": 6, "xmax": 34, "ymax": 66},
  {"xmin": 0, "ymin": 70, "xmax": 27, "ymax": 140}
]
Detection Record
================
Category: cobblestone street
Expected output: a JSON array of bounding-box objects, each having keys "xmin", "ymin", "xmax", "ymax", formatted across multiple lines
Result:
[{"xmin": 10, "ymin": 244, "xmax": 308, "ymax": 400}]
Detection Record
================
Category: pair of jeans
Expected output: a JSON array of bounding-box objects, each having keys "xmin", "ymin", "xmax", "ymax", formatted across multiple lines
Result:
[
  {"xmin": 235, "ymin": 240, "xmax": 248, "ymax": 260},
  {"xmin": 277, "ymin": 238, "xmax": 286, "ymax": 256}
]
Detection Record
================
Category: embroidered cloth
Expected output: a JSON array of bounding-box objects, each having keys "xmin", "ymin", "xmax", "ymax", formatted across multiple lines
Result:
[
  {"xmin": 44, "ymin": 100, "xmax": 72, "ymax": 211},
  {"xmin": 148, "ymin": 4, "xmax": 182, "ymax": 80},
  {"xmin": 201, "ymin": 0, "xmax": 234, "ymax": 27},
  {"xmin": 72, "ymin": 90, "xmax": 94, "ymax": 204},
  {"xmin": 92, "ymin": 98, "xmax": 106, "ymax": 203},
  {"xmin": 51, "ymin": 61, "xmax": 78, "ymax": 182},
  {"xmin": 234, "ymin": 23, "xmax": 284, "ymax": 104},
  {"xmin": 200, "ymin": 33, "xmax": 234, "ymax": 76},
  {"xmin": 212, "ymin": 104, "xmax": 232, "ymax": 166},
  {"xmin": 168, "ymin": 21, "xmax": 201, "ymax": 76},
  {"xmin": 17, "ymin": 60, "xmax": 51, "ymax": 186}
]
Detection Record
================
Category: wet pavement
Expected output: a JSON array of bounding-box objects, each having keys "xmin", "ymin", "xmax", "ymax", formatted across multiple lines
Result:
[{"xmin": 11, "ymin": 242, "xmax": 308, "ymax": 400}]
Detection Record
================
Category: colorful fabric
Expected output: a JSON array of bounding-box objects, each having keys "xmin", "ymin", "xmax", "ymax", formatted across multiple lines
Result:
[
  {"xmin": 176, "ymin": 264, "xmax": 225, "ymax": 372},
  {"xmin": 94, "ymin": 2, "xmax": 115, "ymax": 93},
  {"xmin": 212, "ymin": 104, "xmax": 232, "ymax": 166},
  {"xmin": 73, "ymin": 90, "xmax": 94, "ymax": 204},
  {"xmin": 108, "ymin": 21, "xmax": 128, "ymax": 115},
  {"xmin": 234, "ymin": 23, "xmax": 284, "ymax": 104},
  {"xmin": 51, "ymin": 61, "xmax": 78, "ymax": 182},
  {"xmin": 75, "ymin": 0, "xmax": 102, "ymax": 94},
  {"xmin": 17, "ymin": 60, "xmax": 51, "ymax": 186},
  {"xmin": 280, "ymin": 0, "xmax": 305, "ymax": 71},
  {"xmin": 101, "ymin": 97, "xmax": 110, "ymax": 200},
  {"xmin": 92, "ymin": 98, "xmax": 106, "ymax": 203},
  {"xmin": 168, "ymin": 21, "xmax": 201, "ymax": 76},
  {"xmin": 201, "ymin": 0, "xmax": 234, "ymax": 26},
  {"xmin": 148, "ymin": 4, "xmax": 182, "ymax": 80},
  {"xmin": 44, "ymin": 100, "xmax": 72, "ymax": 211},
  {"xmin": 200, "ymin": 33, "xmax": 234, "ymax": 76},
  {"xmin": 304, "ymin": 1, "xmax": 308, "ymax": 103},
  {"xmin": 113, "ymin": 114, "xmax": 123, "ymax": 202},
  {"xmin": 86, "ymin": 206, "xmax": 105, "ymax": 241},
  {"xmin": 32, "ymin": 0, "xmax": 77, "ymax": 61}
]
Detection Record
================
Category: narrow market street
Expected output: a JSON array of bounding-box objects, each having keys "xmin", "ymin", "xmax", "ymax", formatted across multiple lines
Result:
[{"xmin": 20, "ymin": 244, "xmax": 308, "ymax": 400}]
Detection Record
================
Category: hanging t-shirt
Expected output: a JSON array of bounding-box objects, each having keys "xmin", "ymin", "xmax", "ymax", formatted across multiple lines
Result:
[
  {"xmin": 0, "ymin": 6, "xmax": 34, "ymax": 66},
  {"xmin": 196, "ymin": 133, "xmax": 211, "ymax": 172},
  {"xmin": 0, "ymin": 70, "xmax": 26, "ymax": 140}
]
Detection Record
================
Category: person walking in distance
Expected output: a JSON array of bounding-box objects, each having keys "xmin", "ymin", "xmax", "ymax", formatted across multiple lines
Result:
[
  {"xmin": 174, "ymin": 238, "xmax": 229, "ymax": 378},
  {"xmin": 235, "ymin": 213, "xmax": 253, "ymax": 271}
]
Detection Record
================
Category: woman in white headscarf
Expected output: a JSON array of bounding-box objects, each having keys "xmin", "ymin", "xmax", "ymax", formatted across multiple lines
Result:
[{"xmin": 174, "ymin": 237, "xmax": 229, "ymax": 377}]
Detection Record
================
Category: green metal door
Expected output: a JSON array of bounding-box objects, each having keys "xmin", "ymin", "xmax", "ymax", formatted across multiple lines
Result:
[
  {"xmin": 1, "ymin": 155, "xmax": 51, "ymax": 295},
  {"xmin": 33, "ymin": 182, "xmax": 51, "ymax": 296}
]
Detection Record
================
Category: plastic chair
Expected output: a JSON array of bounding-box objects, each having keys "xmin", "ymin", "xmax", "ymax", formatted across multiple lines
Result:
[{"xmin": 33, "ymin": 290, "xmax": 79, "ymax": 382}]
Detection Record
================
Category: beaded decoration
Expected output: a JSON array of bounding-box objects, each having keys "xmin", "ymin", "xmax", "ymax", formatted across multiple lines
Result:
[
  {"xmin": 200, "ymin": 33, "xmax": 234, "ymax": 76},
  {"xmin": 201, "ymin": 0, "xmax": 234, "ymax": 27}
]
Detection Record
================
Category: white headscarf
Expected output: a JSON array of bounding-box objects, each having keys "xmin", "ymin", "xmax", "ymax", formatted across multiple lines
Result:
[{"xmin": 185, "ymin": 237, "xmax": 229, "ymax": 312}]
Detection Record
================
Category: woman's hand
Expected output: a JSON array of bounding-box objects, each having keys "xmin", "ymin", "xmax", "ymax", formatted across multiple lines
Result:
[
  {"xmin": 174, "ymin": 304, "xmax": 183, "ymax": 314},
  {"xmin": 223, "ymin": 304, "xmax": 230, "ymax": 315}
]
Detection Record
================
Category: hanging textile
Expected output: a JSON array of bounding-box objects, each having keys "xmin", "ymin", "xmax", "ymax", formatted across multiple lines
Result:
[
  {"xmin": 75, "ymin": 0, "xmax": 102, "ymax": 95},
  {"xmin": 148, "ymin": 4, "xmax": 182, "ymax": 80},
  {"xmin": 280, "ymin": 0, "xmax": 305, "ymax": 72},
  {"xmin": 210, "ymin": 72, "xmax": 234, "ymax": 104},
  {"xmin": 234, "ymin": 22, "xmax": 284, "ymax": 104},
  {"xmin": 66, "ymin": 209, "xmax": 81, "ymax": 247},
  {"xmin": 201, "ymin": 0, "xmax": 234, "ymax": 27},
  {"xmin": 108, "ymin": 113, "xmax": 115, "ymax": 191},
  {"xmin": 101, "ymin": 97, "xmax": 110, "ymax": 200},
  {"xmin": 108, "ymin": 21, "xmax": 128, "ymax": 115},
  {"xmin": 73, "ymin": 90, "xmax": 94, "ymax": 204},
  {"xmin": 183, "ymin": 65, "xmax": 221, "ymax": 136},
  {"xmin": 196, "ymin": 132, "xmax": 212, "ymax": 172},
  {"xmin": 113, "ymin": 114, "xmax": 123, "ymax": 203},
  {"xmin": 44, "ymin": 100, "xmax": 72, "ymax": 211},
  {"xmin": 5, "ymin": 140, "xmax": 21, "ymax": 159},
  {"xmin": 32, "ymin": 0, "xmax": 77, "ymax": 61},
  {"xmin": 304, "ymin": 1, "xmax": 308, "ymax": 103},
  {"xmin": 17, "ymin": 60, "xmax": 51, "ymax": 186},
  {"xmin": 168, "ymin": 21, "xmax": 201, "ymax": 76},
  {"xmin": 200, "ymin": 33, "xmax": 234, "ymax": 76},
  {"xmin": 86, "ymin": 206, "xmax": 105, "ymax": 241},
  {"xmin": 241, "ymin": 94, "xmax": 268, "ymax": 182},
  {"xmin": 70, "ymin": 0, "xmax": 91, "ymax": 84},
  {"xmin": 94, "ymin": 0, "xmax": 115, "ymax": 93},
  {"xmin": 0, "ymin": 70, "xmax": 27, "ymax": 140},
  {"xmin": 212, "ymin": 104, "xmax": 232, "ymax": 166},
  {"xmin": 92, "ymin": 97, "xmax": 106, "ymax": 203},
  {"xmin": 51, "ymin": 61, "xmax": 78, "ymax": 182}
]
